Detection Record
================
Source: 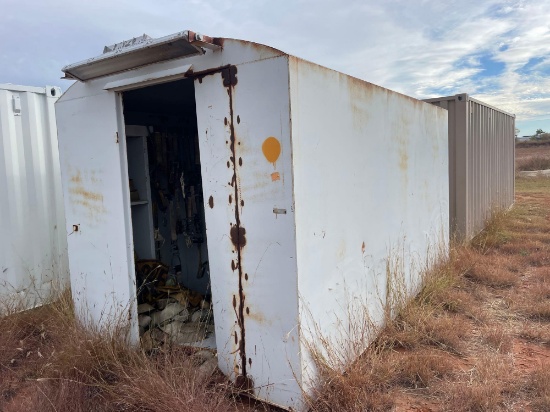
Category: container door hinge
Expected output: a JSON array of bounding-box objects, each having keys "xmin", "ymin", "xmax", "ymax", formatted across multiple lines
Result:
[{"xmin": 222, "ymin": 65, "xmax": 238, "ymax": 87}]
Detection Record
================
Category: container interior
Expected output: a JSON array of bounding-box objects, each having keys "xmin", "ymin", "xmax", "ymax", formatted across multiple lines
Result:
[{"xmin": 122, "ymin": 79, "xmax": 215, "ymax": 349}]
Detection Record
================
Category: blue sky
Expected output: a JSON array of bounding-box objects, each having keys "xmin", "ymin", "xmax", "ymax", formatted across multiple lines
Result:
[{"xmin": 1, "ymin": 0, "xmax": 549, "ymax": 135}]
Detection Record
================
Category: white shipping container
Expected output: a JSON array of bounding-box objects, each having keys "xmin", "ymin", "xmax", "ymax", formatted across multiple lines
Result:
[
  {"xmin": 0, "ymin": 84, "xmax": 69, "ymax": 312},
  {"xmin": 56, "ymin": 31, "xmax": 449, "ymax": 410}
]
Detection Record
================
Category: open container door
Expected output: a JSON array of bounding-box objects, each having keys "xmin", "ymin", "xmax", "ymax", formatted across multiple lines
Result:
[
  {"xmin": 56, "ymin": 90, "xmax": 139, "ymax": 342},
  {"xmin": 193, "ymin": 71, "xmax": 242, "ymax": 379},
  {"xmin": 194, "ymin": 59, "xmax": 302, "ymax": 408}
]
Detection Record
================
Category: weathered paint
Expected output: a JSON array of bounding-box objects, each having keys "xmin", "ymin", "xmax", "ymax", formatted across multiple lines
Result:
[
  {"xmin": 0, "ymin": 84, "xmax": 68, "ymax": 313},
  {"xmin": 56, "ymin": 89, "xmax": 139, "ymax": 343},
  {"xmin": 57, "ymin": 34, "xmax": 449, "ymax": 411},
  {"xmin": 288, "ymin": 57, "xmax": 449, "ymax": 396},
  {"xmin": 194, "ymin": 55, "xmax": 301, "ymax": 406},
  {"xmin": 424, "ymin": 94, "xmax": 515, "ymax": 241}
]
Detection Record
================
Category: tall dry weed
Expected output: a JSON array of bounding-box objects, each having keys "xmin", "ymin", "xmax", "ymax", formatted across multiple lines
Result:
[{"xmin": 0, "ymin": 288, "xmax": 238, "ymax": 412}]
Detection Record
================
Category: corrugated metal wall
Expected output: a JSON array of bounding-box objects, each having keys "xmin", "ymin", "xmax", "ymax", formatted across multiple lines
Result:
[
  {"xmin": 424, "ymin": 94, "xmax": 515, "ymax": 242},
  {"xmin": 0, "ymin": 84, "xmax": 69, "ymax": 313}
]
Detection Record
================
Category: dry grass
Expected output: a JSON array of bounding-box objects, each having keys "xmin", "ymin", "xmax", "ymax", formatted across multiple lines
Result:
[
  {"xmin": 0, "ymin": 291, "xmax": 243, "ymax": 412},
  {"xmin": 309, "ymin": 349, "xmax": 396, "ymax": 412},
  {"xmin": 460, "ymin": 251, "xmax": 519, "ymax": 288},
  {"xmin": 526, "ymin": 364, "xmax": 550, "ymax": 411},
  {"xmin": 470, "ymin": 210, "xmax": 510, "ymax": 253},
  {"xmin": 439, "ymin": 354, "xmax": 517, "ymax": 412},
  {"xmin": 518, "ymin": 323, "xmax": 550, "ymax": 346},
  {"xmin": 2, "ymin": 174, "xmax": 550, "ymax": 412},
  {"xmin": 508, "ymin": 278, "xmax": 550, "ymax": 321},
  {"xmin": 308, "ymin": 175, "xmax": 550, "ymax": 412},
  {"xmin": 514, "ymin": 176, "xmax": 550, "ymax": 194},
  {"xmin": 516, "ymin": 155, "xmax": 550, "ymax": 171}
]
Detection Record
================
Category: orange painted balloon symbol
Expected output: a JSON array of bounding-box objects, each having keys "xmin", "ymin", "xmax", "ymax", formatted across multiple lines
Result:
[{"xmin": 262, "ymin": 137, "xmax": 281, "ymax": 165}]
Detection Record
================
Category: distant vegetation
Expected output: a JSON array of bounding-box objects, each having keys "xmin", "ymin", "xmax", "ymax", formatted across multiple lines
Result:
[
  {"xmin": 531, "ymin": 130, "xmax": 550, "ymax": 142},
  {"xmin": 516, "ymin": 132, "xmax": 550, "ymax": 148}
]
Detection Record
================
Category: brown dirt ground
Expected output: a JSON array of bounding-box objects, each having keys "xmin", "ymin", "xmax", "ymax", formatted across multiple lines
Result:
[{"xmin": 388, "ymin": 178, "xmax": 550, "ymax": 412}]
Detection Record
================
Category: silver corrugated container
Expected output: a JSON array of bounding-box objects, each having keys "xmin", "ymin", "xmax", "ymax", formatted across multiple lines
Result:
[
  {"xmin": 56, "ymin": 31, "xmax": 449, "ymax": 410},
  {"xmin": 0, "ymin": 84, "xmax": 69, "ymax": 312},
  {"xmin": 424, "ymin": 94, "xmax": 515, "ymax": 241}
]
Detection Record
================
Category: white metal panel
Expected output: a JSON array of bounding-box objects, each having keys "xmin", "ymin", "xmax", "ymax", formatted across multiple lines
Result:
[
  {"xmin": 103, "ymin": 64, "xmax": 193, "ymax": 91},
  {"xmin": 194, "ymin": 72, "xmax": 239, "ymax": 377},
  {"xmin": 227, "ymin": 57, "xmax": 302, "ymax": 407},
  {"xmin": 0, "ymin": 84, "xmax": 68, "ymax": 313},
  {"xmin": 194, "ymin": 58, "xmax": 302, "ymax": 409},
  {"xmin": 288, "ymin": 58, "xmax": 449, "ymax": 394},
  {"xmin": 56, "ymin": 90, "xmax": 139, "ymax": 342}
]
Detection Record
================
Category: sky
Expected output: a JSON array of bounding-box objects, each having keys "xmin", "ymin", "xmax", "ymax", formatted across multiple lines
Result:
[{"xmin": 1, "ymin": 0, "xmax": 549, "ymax": 136}]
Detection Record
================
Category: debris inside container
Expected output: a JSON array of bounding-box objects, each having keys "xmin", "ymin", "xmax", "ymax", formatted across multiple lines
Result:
[{"xmin": 136, "ymin": 259, "xmax": 215, "ymax": 351}]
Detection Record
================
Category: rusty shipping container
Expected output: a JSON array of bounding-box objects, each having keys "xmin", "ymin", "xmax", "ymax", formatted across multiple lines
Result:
[
  {"xmin": 0, "ymin": 84, "xmax": 69, "ymax": 313},
  {"xmin": 424, "ymin": 94, "xmax": 515, "ymax": 242},
  {"xmin": 56, "ymin": 31, "xmax": 449, "ymax": 410}
]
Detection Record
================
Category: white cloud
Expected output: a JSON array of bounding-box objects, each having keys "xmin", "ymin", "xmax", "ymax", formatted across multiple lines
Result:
[{"xmin": 0, "ymin": 0, "xmax": 548, "ymax": 133}]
